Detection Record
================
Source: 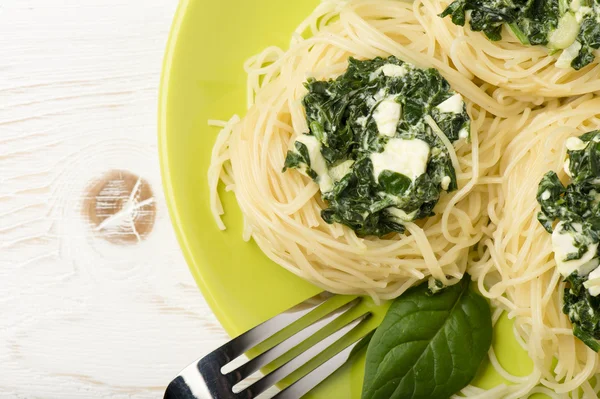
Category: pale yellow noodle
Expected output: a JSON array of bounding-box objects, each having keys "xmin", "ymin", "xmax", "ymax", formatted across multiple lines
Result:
[
  {"xmin": 207, "ymin": 0, "xmax": 600, "ymax": 396},
  {"xmin": 473, "ymin": 98, "xmax": 600, "ymax": 397},
  {"xmin": 421, "ymin": 0, "xmax": 600, "ymax": 98},
  {"xmin": 209, "ymin": 0, "xmax": 523, "ymax": 302}
]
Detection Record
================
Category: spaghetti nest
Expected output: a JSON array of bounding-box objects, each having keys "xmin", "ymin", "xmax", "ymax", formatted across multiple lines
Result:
[
  {"xmin": 209, "ymin": 0, "xmax": 524, "ymax": 301},
  {"xmin": 206, "ymin": 0, "xmax": 600, "ymax": 397},
  {"xmin": 421, "ymin": 0, "xmax": 600, "ymax": 99},
  {"xmin": 470, "ymin": 97, "xmax": 600, "ymax": 398}
]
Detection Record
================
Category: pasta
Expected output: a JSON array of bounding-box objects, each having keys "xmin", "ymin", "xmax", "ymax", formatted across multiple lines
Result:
[
  {"xmin": 470, "ymin": 96, "xmax": 600, "ymax": 398},
  {"xmin": 421, "ymin": 0, "xmax": 600, "ymax": 98},
  {"xmin": 207, "ymin": 0, "xmax": 600, "ymax": 396},
  {"xmin": 209, "ymin": 0, "xmax": 524, "ymax": 301}
]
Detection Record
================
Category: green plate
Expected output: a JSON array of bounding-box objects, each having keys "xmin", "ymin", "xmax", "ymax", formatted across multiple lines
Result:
[{"xmin": 158, "ymin": 0, "xmax": 543, "ymax": 397}]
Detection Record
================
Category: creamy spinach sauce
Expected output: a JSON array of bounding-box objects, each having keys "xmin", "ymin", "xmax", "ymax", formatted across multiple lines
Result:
[
  {"xmin": 283, "ymin": 57, "xmax": 470, "ymax": 237},
  {"xmin": 441, "ymin": 0, "xmax": 600, "ymax": 70},
  {"xmin": 537, "ymin": 131, "xmax": 600, "ymax": 351}
]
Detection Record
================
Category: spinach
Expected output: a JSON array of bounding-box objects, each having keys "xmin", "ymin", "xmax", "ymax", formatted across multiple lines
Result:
[
  {"xmin": 573, "ymin": 16, "xmax": 600, "ymax": 69},
  {"xmin": 440, "ymin": 0, "xmax": 600, "ymax": 70},
  {"xmin": 362, "ymin": 275, "xmax": 492, "ymax": 399},
  {"xmin": 378, "ymin": 171, "xmax": 412, "ymax": 196},
  {"xmin": 537, "ymin": 131, "xmax": 600, "ymax": 351},
  {"xmin": 564, "ymin": 273, "xmax": 600, "ymax": 352},
  {"xmin": 283, "ymin": 57, "xmax": 470, "ymax": 237},
  {"xmin": 440, "ymin": 0, "xmax": 523, "ymax": 41},
  {"xmin": 440, "ymin": 0, "xmax": 558, "ymax": 42},
  {"xmin": 537, "ymin": 132, "xmax": 600, "ymax": 243},
  {"xmin": 283, "ymin": 141, "xmax": 317, "ymax": 180}
]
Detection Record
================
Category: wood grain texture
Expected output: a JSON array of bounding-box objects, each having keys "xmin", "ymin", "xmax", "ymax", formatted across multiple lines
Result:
[{"xmin": 0, "ymin": 1, "xmax": 229, "ymax": 397}]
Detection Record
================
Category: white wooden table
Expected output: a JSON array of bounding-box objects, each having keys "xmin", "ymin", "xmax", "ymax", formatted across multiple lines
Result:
[{"xmin": 0, "ymin": 1, "xmax": 229, "ymax": 397}]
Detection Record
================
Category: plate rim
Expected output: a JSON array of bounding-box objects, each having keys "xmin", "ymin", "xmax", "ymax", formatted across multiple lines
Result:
[
  {"xmin": 157, "ymin": 3, "xmax": 536, "ymax": 393},
  {"xmin": 158, "ymin": 0, "xmax": 236, "ymax": 337}
]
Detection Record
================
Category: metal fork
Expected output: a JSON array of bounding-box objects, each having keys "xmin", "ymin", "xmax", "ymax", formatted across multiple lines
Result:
[{"xmin": 164, "ymin": 293, "xmax": 373, "ymax": 399}]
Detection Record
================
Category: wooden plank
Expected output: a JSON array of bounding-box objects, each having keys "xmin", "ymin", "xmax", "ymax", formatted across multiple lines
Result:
[{"xmin": 0, "ymin": 1, "xmax": 230, "ymax": 397}]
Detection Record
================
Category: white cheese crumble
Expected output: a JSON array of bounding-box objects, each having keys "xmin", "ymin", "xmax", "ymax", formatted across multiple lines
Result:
[
  {"xmin": 556, "ymin": 41, "xmax": 583, "ymax": 69},
  {"xmin": 552, "ymin": 222, "xmax": 599, "ymax": 277},
  {"xmin": 571, "ymin": 0, "xmax": 594, "ymax": 22},
  {"xmin": 591, "ymin": 189, "xmax": 600, "ymax": 206},
  {"xmin": 436, "ymin": 93, "xmax": 464, "ymax": 114},
  {"xmin": 441, "ymin": 176, "xmax": 451, "ymax": 191},
  {"xmin": 370, "ymin": 64, "xmax": 409, "ymax": 80},
  {"xmin": 459, "ymin": 127, "xmax": 470, "ymax": 140},
  {"xmin": 564, "ymin": 158, "xmax": 573, "ymax": 177},
  {"xmin": 367, "ymin": 89, "xmax": 387, "ymax": 108},
  {"xmin": 295, "ymin": 135, "xmax": 333, "ymax": 193},
  {"xmin": 370, "ymin": 138, "xmax": 430, "ymax": 182},
  {"xmin": 584, "ymin": 265, "xmax": 600, "ymax": 296},
  {"xmin": 566, "ymin": 136, "xmax": 588, "ymax": 151},
  {"xmin": 288, "ymin": 138, "xmax": 355, "ymax": 194},
  {"xmin": 356, "ymin": 116, "xmax": 368, "ymax": 128},
  {"xmin": 373, "ymin": 97, "xmax": 401, "ymax": 137},
  {"xmin": 388, "ymin": 207, "xmax": 418, "ymax": 222},
  {"xmin": 541, "ymin": 190, "xmax": 551, "ymax": 201},
  {"xmin": 329, "ymin": 160, "xmax": 354, "ymax": 182},
  {"xmin": 549, "ymin": 12, "xmax": 580, "ymax": 50},
  {"xmin": 576, "ymin": 6, "xmax": 593, "ymax": 22}
]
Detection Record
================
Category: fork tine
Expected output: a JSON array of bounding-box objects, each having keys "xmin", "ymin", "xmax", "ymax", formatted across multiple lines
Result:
[
  {"xmin": 173, "ymin": 293, "xmax": 335, "ymax": 399},
  {"xmin": 228, "ymin": 297, "xmax": 361, "ymax": 384},
  {"xmin": 238, "ymin": 312, "xmax": 371, "ymax": 398},
  {"xmin": 272, "ymin": 330, "xmax": 373, "ymax": 399},
  {"xmin": 221, "ymin": 292, "xmax": 334, "ymax": 362}
]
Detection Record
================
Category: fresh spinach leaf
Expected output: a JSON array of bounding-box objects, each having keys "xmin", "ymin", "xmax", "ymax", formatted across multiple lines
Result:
[
  {"xmin": 283, "ymin": 57, "xmax": 470, "ymax": 237},
  {"xmin": 362, "ymin": 274, "xmax": 492, "ymax": 399}
]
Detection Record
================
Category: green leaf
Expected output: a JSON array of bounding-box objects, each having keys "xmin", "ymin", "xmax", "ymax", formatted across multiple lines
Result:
[
  {"xmin": 573, "ymin": 17, "xmax": 600, "ymax": 70},
  {"xmin": 283, "ymin": 141, "xmax": 319, "ymax": 181},
  {"xmin": 283, "ymin": 141, "xmax": 311, "ymax": 171},
  {"xmin": 573, "ymin": 325, "xmax": 600, "ymax": 352},
  {"xmin": 536, "ymin": 171, "xmax": 568, "ymax": 232},
  {"xmin": 310, "ymin": 121, "xmax": 326, "ymax": 142},
  {"xmin": 439, "ymin": 0, "xmax": 466, "ymax": 26},
  {"xmin": 282, "ymin": 151, "xmax": 304, "ymax": 172},
  {"xmin": 295, "ymin": 141, "xmax": 311, "ymax": 167},
  {"xmin": 590, "ymin": 142, "xmax": 600, "ymax": 178},
  {"xmin": 562, "ymin": 271, "xmax": 600, "ymax": 352},
  {"xmin": 483, "ymin": 25, "xmax": 503, "ymax": 41},
  {"xmin": 378, "ymin": 171, "xmax": 412, "ymax": 196},
  {"xmin": 508, "ymin": 23, "xmax": 530, "ymax": 45},
  {"xmin": 362, "ymin": 275, "xmax": 492, "ymax": 399}
]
